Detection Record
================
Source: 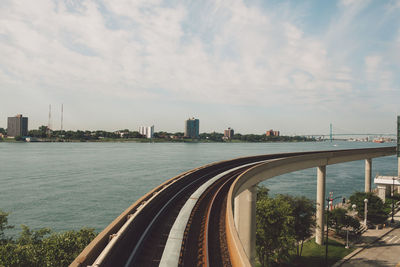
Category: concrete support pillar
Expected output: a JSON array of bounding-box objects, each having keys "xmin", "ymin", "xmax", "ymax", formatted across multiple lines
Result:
[
  {"xmin": 365, "ymin": 159, "xmax": 372, "ymax": 192},
  {"xmin": 398, "ymin": 157, "xmax": 400, "ymax": 178},
  {"xmin": 316, "ymin": 166, "xmax": 326, "ymax": 245},
  {"xmin": 377, "ymin": 185, "xmax": 386, "ymax": 203},
  {"xmin": 234, "ymin": 185, "xmax": 257, "ymax": 265},
  {"xmin": 386, "ymin": 185, "xmax": 391, "ymax": 196}
]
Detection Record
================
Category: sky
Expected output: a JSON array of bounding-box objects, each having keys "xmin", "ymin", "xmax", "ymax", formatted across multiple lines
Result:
[{"xmin": 1, "ymin": 0, "xmax": 399, "ymax": 135}]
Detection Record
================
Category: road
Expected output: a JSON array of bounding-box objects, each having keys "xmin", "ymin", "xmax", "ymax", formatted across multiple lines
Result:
[{"xmin": 341, "ymin": 227, "xmax": 400, "ymax": 267}]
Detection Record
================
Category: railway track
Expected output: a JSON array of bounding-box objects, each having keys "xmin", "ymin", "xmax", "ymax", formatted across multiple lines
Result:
[
  {"xmin": 123, "ymin": 161, "xmax": 267, "ymax": 267},
  {"xmin": 84, "ymin": 153, "xmax": 306, "ymax": 267},
  {"xmin": 73, "ymin": 149, "xmax": 392, "ymax": 267},
  {"xmin": 179, "ymin": 166, "xmax": 252, "ymax": 267}
]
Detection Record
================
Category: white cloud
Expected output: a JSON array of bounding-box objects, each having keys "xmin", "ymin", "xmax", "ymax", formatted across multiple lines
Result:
[
  {"xmin": 0, "ymin": 0, "xmax": 336, "ymax": 107},
  {"xmin": 365, "ymin": 55, "xmax": 395, "ymax": 92},
  {"xmin": 0, "ymin": 0, "xmax": 398, "ymax": 132},
  {"xmin": 339, "ymin": 0, "xmax": 366, "ymax": 7}
]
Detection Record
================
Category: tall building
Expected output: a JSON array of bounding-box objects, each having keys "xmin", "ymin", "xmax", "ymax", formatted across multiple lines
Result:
[
  {"xmin": 224, "ymin": 127, "xmax": 234, "ymax": 139},
  {"xmin": 7, "ymin": 114, "xmax": 28, "ymax": 137},
  {"xmin": 139, "ymin": 125, "xmax": 154, "ymax": 138},
  {"xmin": 185, "ymin": 117, "xmax": 199, "ymax": 139}
]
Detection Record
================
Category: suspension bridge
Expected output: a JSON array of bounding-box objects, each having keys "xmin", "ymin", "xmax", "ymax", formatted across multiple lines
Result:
[{"xmin": 303, "ymin": 124, "xmax": 396, "ymax": 141}]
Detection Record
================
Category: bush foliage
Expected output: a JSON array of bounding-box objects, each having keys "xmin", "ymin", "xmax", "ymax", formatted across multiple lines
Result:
[
  {"xmin": 256, "ymin": 186, "xmax": 315, "ymax": 267},
  {"xmin": 349, "ymin": 192, "xmax": 388, "ymax": 224},
  {"xmin": 0, "ymin": 210, "xmax": 96, "ymax": 267}
]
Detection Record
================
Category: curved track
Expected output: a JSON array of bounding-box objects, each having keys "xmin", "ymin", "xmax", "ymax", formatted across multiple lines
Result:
[
  {"xmin": 71, "ymin": 147, "xmax": 396, "ymax": 267},
  {"xmin": 96, "ymin": 155, "xmax": 285, "ymax": 267},
  {"xmin": 179, "ymin": 166, "xmax": 251, "ymax": 267}
]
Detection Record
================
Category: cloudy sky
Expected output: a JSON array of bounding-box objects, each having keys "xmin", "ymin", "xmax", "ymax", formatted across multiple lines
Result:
[{"xmin": 1, "ymin": 0, "xmax": 399, "ymax": 135}]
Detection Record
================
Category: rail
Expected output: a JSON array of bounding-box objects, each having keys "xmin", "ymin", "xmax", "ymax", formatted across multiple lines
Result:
[{"xmin": 71, "ymin": 147, "xmax": 396, "ymax": 266}]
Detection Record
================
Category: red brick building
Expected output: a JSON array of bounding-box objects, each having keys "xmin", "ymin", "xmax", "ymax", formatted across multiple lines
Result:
[{"xmin": 266, "ymin": 129, "xmax": 280, "ymax": 136}]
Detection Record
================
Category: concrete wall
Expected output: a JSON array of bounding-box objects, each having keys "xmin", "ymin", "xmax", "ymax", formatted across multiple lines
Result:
[{"xmin": 226, "ymin": 147, "xmax": 396, "ymax": 267}]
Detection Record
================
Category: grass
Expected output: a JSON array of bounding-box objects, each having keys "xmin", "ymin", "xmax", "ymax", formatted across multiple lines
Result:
[
  {"xmin": 288, "ymin": 238, "xmax": 355, "ymax": 267},
  {"xmin": 256, "ymin": 238, "xmax": 355, "ymax": 267}
]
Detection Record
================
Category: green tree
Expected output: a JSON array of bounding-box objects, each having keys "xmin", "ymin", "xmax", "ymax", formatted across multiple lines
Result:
[
  {"xmin": 174, "ymin": 132, "xmax": 184, "ymax": 137},
  {"xmin": 256, "ymin": 195, "xmax": 295, "ymax": 266},
  {"xmin": 29, "ymin": 126, "xmax": 48, "ymax": 138},
  {"xmin": 0, "ymin": 211, "xmax": 97, "ymax": 267},
  {"xmin": 329, "ymin": 208, "xmax": 347, "ymax": 234},
  {"xmin": 14, "ymin": 136, "xmax": 24, "ymax": 141},
  {"xmin": 281, "ymin": 195, "xmax": 315, "ymax": 256},
  {"xmin": 349, "ymin": 192, "xmax": 388, "ymax": 224},
  {"xmin": 256, "ymin": 185, "xmax": 269, "ymax": 201},
  {"xmin": 0, "ymin": 210, "xmax": 14, "ymax": 244},
  {"xmin": 128, "ymin": 131, "xmax": 144, "ymax": 138},
  {"xmin": 328, "ymin": 208, "xmax": 359, "ymax": 234}
]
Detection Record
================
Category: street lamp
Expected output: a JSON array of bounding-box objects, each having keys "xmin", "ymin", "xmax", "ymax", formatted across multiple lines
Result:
[
  {"xmin": 391, "ymin": 177, "xmax": 398, "ymax": 224},
  {"xmin": 325, "ymin": 195, "xmax": 342, "ymax": 264},
  {"xmin": 364, "ymin": 198, "xmax": 368, "ymax": 226}
]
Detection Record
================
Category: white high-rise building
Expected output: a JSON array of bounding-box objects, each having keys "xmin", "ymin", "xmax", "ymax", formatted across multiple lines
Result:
[{"xmin": 139, "ymin": 125, "xmax": 154, "ymax": 139}]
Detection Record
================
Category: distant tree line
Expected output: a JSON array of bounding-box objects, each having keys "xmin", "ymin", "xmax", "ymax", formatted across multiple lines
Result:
[
  {"xmin": 0, "ymin": 125, "xmax": 317, "ymax": 142},
  {"xmin": 232, "ymin": 133, "xmax": 311, "ymax": 142},
  {"xmin": 28, "ymin": 126, "xmax": 147, "ymax": 141}
]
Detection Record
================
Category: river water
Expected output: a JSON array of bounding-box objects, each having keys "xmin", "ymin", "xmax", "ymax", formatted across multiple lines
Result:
[{"xmin": 0, "ymin": 141, "xmax": 397, "ymax": 235}]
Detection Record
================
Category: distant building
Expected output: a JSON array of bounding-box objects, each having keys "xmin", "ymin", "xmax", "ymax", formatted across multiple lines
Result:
[
  {"xmin": 7, "ymin": 114, "xmax": 28, "ymax": 137},
  {"xmin": 139, "ymin": 125, "xmax": 154, "ymax": 138},
  {"xmin": 224, "ymin": 127, "xmax": 234, "ymax": 139},
  {"xmin": 185, "ymin": 117, "xmax": 199, "ymax": 139},
  {"xmin": 115, "ymin": 130, "xmax": 129, "ymax": 138},
  {"xmin": 266, "ymin": 129, "xmax": 280, "ymax": 137},
  {"xmin": 25, "ymin": 137, "xmax": 38, "ymax": 142}
]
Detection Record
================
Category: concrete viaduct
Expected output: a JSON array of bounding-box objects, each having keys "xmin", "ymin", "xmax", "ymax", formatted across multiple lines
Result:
[{"xmin": 71, "ymin": 146, "xmax": 397, "ymax": 267}]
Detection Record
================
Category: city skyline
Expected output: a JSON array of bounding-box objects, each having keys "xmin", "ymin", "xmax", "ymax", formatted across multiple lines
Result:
[
  {"xmin": 2, "ymin": 112, "xmax": 397, "ymax": 137},
  {"xmin": 1, "ymin": 1, "xmax": 399, "ymax": 134}
]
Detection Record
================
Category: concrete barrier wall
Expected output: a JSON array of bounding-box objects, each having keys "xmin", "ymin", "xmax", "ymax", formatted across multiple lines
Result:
[{"xmin": 225, "ymin": 147, "xmax": 396, "ymax": 266}]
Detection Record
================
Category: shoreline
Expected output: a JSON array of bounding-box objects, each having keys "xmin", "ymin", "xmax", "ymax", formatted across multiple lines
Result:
[{"xmin": 1, "ymin": 138, "xmax": 319, "ymax": 143}]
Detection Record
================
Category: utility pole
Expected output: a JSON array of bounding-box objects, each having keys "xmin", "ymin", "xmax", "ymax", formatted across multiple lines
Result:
[
  {"xmin": 326, "ymin": 194, "xmax": 342, "ymax": 265},
  {"xmin": 61, "ymin": 104, "xmax": 63, "ymax": 132},
  {"xmin": 47, "ymin": 104, "xmax": 52, "ymax": 138}
]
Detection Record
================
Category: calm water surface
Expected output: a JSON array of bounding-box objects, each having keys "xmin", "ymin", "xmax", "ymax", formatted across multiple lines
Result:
[{"xmin": 0, "ymin": 141, "xmax": 396, "ymax": 235}]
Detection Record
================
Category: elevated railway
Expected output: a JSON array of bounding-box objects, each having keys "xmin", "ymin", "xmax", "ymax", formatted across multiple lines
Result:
[{"xmin": 71, "ymin": 147, "xmax": 396, "ymax": 267}]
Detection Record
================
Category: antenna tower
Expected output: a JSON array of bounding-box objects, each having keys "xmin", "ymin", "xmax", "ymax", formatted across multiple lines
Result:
[
  {"xmin": 61, "ymin": 104, "xmax": 63, "ymax": 131},
  {"xmin": 47, "ymin": 104, "xmax": 52, "ymax": 137}
]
